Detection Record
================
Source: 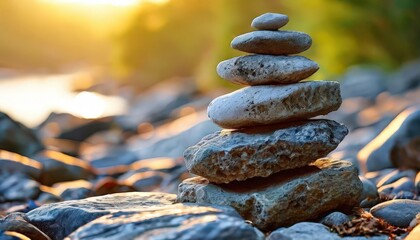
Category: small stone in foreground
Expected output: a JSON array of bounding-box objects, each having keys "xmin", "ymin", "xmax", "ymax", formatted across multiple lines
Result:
[
  {"xmin": 184, "ymin": 120, "xmax": 348, "ymax": 183},
  {"xmin": 67, "ymin": 204, "xmax": 264, "ymax": 240},
  {"xmin": 208, "ymin": 81, "xmax": 342, "ymax": 129},
  {"xmin": 231, "ymin": 30, "xmax": 312, "ymax": 55},
  {"xmin": 217, "ymin": 55, "xmax": 319, "ymax": 85},
  {"xmin": 251, "ymin": 13, "xmax": 289, "ymax": 30},
  {"xmin": 370, "ymin": 199, "xmax": 420, "ymax": 228},
  {"xmin": 178, "ymin": 158, "xmax": 362, "ymax": 231},
  {"xmin": 267, "ymin": 222, "xmax": 389, "ymax": 240}
]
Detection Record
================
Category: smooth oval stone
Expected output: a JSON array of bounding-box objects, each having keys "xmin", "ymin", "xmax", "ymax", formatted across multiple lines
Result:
[
  {"xmin": 320, "ymin": 212, "xmax": 350, "ymax": 227},
  {"xmin": 208, "ymin": 81, "xmax": 342, "ymax": 129},
  {"xmin": 178, "ymin": 159, "xmax": 362, "ymax": 231},
  {"xmin": 370, "ymin": 199, "xmax": 420, "ymax": 227},
  {"xmin": 231, "ymin": 30, "xmax": 312, "ymax": 55},
  {"xmin": 184, "ymin": 120, "xmax": 348, "ymax": 183},
  {"xmin": 251, "ymin": 13, "xmax": 289, "ymax": 30},
  {"xmin": 217, "ymin": 55, "xmax": 319, "ymax": 85}
]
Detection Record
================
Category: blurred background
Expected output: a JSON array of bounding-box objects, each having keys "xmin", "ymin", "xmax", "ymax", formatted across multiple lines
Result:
[{"xmin": 0, "ymin": 0, "xmax": 419, "ymax": 211}]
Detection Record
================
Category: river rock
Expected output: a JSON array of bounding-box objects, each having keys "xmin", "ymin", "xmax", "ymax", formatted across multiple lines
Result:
[
  {"xmin": 0, "ymin": 150, "xmax": 42, "ymax": 179},
  {"xmin": 0, "ymin": 213, "xmax": 50, "ymax": 240},
  {"xmin": 358, "ymin": 106, "xmax": 420, "ymax": 173},
  {"xmin": 178, "ymin": 158, "xmax": 362, "ymax": 231},
  {"xmin": 208, "ymin": 81, "xmax": 342, "ymax": 129},
  {"xmin": 231, "ymin": 30, "xmax": 312, "ymax": 55},
  {"xmin": 33, "ymin": 150, "xmax": 94, "ymax": 186},
  {"xmin": 27, "ymin": 192, "xmax": 176, "ymax": 240},
  {"xmin": 267, "ymin": 222, "xmax": 388, "ymax": 240},
  {"xmin": 0, "ymin": 112, "xmax": 44, "ymax": 157},
  {"xmin": 0, "ymin": 173, "xmax": 40, "ymax": 202},
  {"xmin": 370, "ymin": 199, "xmax": 420, "ymax": 227},
  {"xmin": 67, "ymin": 204, "xmax": 264, "ymax": 240},
  {"xmin": 320, "ymin": 212, "xmax": 350, "ymax": 227},
  {"xmin": 251, "ymin": 13, "xmax": 289, "ymax": 30},
  {"xmin": 217, "ymin": 55, "xmax": 319, "ymax": 85},
  {"xmin": 184, "ymin": 120, "xmax": 348, "ymax": 183}
]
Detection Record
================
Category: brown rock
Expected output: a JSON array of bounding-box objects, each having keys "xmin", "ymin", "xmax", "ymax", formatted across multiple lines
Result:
[{"xmin": 178, "ymin": 158, "xmax": 362, "ymax": 231}]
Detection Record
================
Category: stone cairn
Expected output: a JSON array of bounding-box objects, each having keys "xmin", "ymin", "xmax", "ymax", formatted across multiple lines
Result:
[{"xmin": 178, "ymin": 13, "xmax": 363, "ymax": 231}]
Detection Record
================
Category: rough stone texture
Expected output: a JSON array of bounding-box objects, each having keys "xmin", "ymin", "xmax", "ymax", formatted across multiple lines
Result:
[
  {"xmin": 231, "ymin": 30, "xmax": 312, "ymax": 55},
  {"xmin": 217, "ymin": 55, "xmax": 319, "ymax": 85},
  {"xmin": 0, "ymin": 112, "xmax": 44, "ymax": 157},
  {"xmin": 358, "ymin": 106, "xmax": 420, "ymax": 173},
  {"xmin": 26, "ymin": 192, "xmax": 176, "ymax": 240},
  {"xmin": 67, "ymin": 204, "xmax": 264, "ymax": 240},
  {"xmin": 370, "ymin": 199, "xmax": 420, "ymax": 227},
  {"xmin": 267, "ymin": 222, "xmax": 388, "ymax": 240},
  {"xmin": 178, "ymin": 158, "xmax": 362, "ymax": 231},
  {"xmin": 208, "ymin": 81, "xmax": 342, "ymax": 129},
  {"xmin": 33, "ymin": 150, "xmax": 94, "ymax": 186},
  {"xmin": 320, "ymin": 212, "xmax": 350, "ymax": 227},
  {"xmin": 251, "ymin": 13, "xmax": 289, "ymax": 30},
  {"xmin": 0, "ymin": 213, "xmax": 50, "ymax": 240},
  {"xmin": 0, "ymin": 150, "xmax": 42, "ymax": 179},
  {"xmin": 184, "ymin": 120, "xmax": 348, "ymax": 183}
]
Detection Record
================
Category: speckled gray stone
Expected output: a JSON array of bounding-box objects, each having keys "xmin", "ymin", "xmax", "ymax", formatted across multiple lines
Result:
[
  {"xmin": 178, "ymin": 158, "xmax": 362, "ymax": 231},
  {"xmin": 184, "ymin": 120, "xmax": 348, "ymax": 183},
  {"xmin": 217, "ymin": 55, "xmax": 319, "ymax": 85},
  {"xmin": 231, "ymin": 30, "xmax": 312, "ymax": 55},
  {"xmin": 207, "ymin": 81, "xmax": 342, "ymax": 129},
  {"xmin": 251, "ymin": 13, "xmax": 289, "ymax": 30}
]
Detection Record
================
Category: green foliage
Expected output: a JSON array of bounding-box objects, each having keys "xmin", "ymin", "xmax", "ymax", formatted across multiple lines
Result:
[{"xmin": 115, "ymin": 0, "xmax": 420, "ymax": 90}]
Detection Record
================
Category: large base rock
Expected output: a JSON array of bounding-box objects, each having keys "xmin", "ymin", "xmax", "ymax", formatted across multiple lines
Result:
[
  {"xmin": 184, "ymin": 120, "xmax": 348, "ymax": 183},
  {"xmin": 178, "ymin": 158, "xmax": 362, "ymax": 231}
]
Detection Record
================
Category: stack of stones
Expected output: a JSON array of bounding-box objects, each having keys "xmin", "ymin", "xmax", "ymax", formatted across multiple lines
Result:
[{"xmin": 178, "ymin": 13, "xmax": 363, "ymax": 231}]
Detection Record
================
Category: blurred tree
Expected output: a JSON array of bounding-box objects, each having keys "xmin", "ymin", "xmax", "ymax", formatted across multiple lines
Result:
[{"xmin": 115, "ymin": 0, "xmax": 420, "ymax": 90}]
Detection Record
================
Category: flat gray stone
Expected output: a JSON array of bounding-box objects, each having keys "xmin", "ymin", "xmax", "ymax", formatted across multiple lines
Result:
[
  {"xmin": 251, "ymin": 13, "xmax": 289, "ymax": 30},
  {"xmin": 27, "ymin": 192, "xmax": 177, "ymax": 240},
  {"xmin": 208, "ymin": 81, "xmax": 342, "ymax": 129},
  {"xmin": 184, "ymin": 120, "xmax": 348, "ymax": 183},
  {"xmin": 178, "ymin": 158, "xmax": 362, "ymax": 231},
  {"xmin": 231, "ymin": 30, "xmax": 312, "ymax": 55},
  {"xmin": 370, "ymin": 199, "xmax": 420, "ymax": 227},
  {"xmin": 217, "ymin": 55, "xmax": 319, "ymax": 85},
  {"xmin": 267, "ymin": 222, "xmax": 389, "ymax": 240},
  {"xmin": 67, "ymin": 204, "xmax": 264, "ymax": 240}
]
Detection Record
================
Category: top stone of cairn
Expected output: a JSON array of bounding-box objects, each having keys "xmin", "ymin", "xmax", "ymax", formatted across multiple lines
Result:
[{"xmin": 251, "ymin": 13, "xmax": 289, "ymax": 30}]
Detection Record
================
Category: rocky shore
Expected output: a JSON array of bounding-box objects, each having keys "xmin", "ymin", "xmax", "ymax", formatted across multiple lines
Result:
[{"xmin": 1, "ymin": 13, "xmax": 420, "ymax": 240}]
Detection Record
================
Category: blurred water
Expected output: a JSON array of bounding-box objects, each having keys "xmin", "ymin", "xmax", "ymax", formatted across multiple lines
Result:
[{"xmin": 0, "ymin": 71, "xmax": 127, "ymax": 127}]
